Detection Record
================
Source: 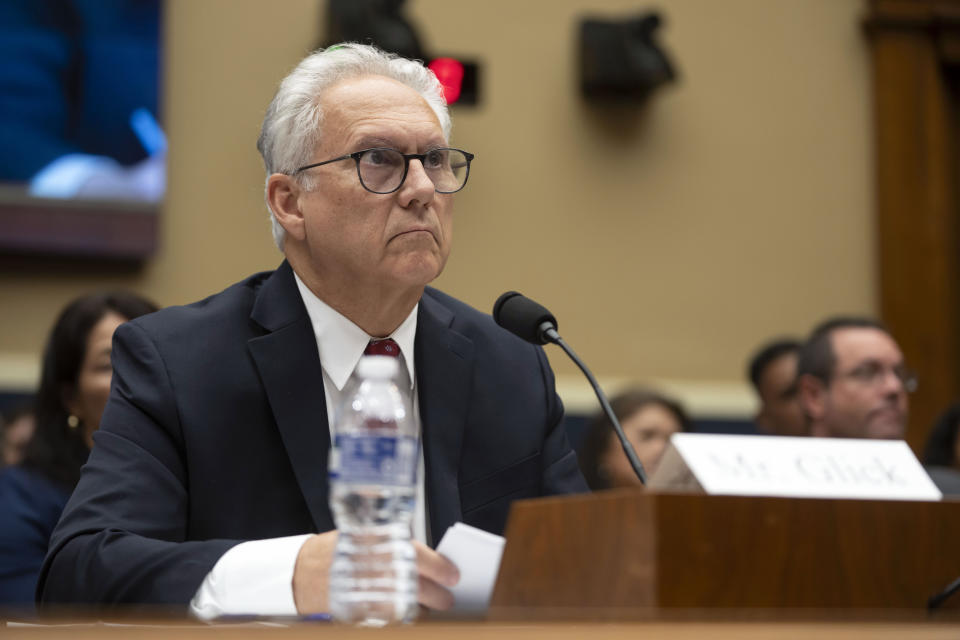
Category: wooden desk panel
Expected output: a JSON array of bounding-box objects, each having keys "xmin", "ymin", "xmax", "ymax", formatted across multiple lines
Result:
[{"xmin": 491, "ymin": 492, "xmax": 960, "ymax": 617}]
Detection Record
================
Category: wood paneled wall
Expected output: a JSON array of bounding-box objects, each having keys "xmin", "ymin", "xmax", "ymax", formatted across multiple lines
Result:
[{"xmin": 867, "ymin": 0, "xmax": 960, "ymax": 453}]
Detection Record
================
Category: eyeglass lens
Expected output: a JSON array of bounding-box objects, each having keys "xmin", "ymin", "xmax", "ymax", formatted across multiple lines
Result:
[
  {"xmin": 847, "ymin": 362, "xmax": 918, "ymax": 392},
  {"xmin": 357, "ymin": 148, "xmax": 469, "ymax": 194}
]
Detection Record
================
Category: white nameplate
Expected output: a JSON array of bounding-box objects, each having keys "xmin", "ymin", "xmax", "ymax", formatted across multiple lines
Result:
[{"xmin": 648, "ymin": 433, "xmax": 942, "ymax": 501}]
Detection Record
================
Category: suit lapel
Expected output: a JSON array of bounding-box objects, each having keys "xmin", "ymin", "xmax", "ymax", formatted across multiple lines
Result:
[
  {"xmin": 416, "ymin": 291, "xmax": 475, "ymax": 545},
  {"xmin": 248, "ymin": 261, "xmax": 334, "ymax": 532}
]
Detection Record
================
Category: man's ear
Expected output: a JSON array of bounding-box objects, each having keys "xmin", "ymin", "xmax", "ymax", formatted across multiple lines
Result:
[
  {"xmin": 267, "ymin": 173, "xmax": 306, "ymax": 242},
  {"xmin": 798, "ymin": 373, "xmax": 828, "ymax": 433}
]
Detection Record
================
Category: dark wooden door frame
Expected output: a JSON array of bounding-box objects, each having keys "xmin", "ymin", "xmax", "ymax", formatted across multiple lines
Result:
[{"xmin": 866, "ymin": 0, "xmax": 960, "ymax": 454}]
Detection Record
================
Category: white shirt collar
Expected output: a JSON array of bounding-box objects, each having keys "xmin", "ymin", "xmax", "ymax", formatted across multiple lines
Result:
[{"xmin": 292, "ymin": 271, "xmax": 418, "ymax": 391}]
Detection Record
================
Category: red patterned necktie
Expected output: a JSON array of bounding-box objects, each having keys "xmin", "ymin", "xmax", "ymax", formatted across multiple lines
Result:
[{"xmin": 364, "ymin": 338, "xmax": 400, "ymax": 358}]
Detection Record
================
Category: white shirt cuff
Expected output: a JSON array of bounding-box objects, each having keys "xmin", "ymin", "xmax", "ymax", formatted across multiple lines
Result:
[{"xmin": 189, "ymin": 534, "xmax": 313, "ymax": 620}]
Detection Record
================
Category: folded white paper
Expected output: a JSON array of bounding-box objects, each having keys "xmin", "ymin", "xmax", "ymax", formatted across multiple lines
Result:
[{"xmin": 435, "ymin": 522, "xmax": 505, "ymax": 615}]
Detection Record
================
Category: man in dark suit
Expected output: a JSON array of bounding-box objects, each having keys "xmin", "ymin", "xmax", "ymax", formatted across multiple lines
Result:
[{"xmin": 38, "ymin": 43, "xmax": 587, "ymax": 616}]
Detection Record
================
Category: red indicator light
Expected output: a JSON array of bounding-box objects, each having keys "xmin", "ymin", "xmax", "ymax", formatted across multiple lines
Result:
[{"xmin": 428, "ymin": 57, "xmax": 464, "ymax": 104}]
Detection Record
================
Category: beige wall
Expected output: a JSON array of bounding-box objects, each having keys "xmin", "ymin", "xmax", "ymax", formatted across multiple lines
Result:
[{"xmin": 0, "ymin": 0, "xmax": 874, "ymax": 416}]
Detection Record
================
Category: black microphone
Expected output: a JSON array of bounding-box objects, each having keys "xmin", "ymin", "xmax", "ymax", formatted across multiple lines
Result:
[{"xmin": 492, "ymin": 291, "xmax": 648, "ymax": 485}]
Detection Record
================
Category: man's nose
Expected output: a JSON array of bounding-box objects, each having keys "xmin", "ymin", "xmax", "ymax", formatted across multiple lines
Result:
[
  {"xmin": 398, "ymin": 159, "xmax": 436, "ymax": 207},
  {"xmin": 880, "ymin": 369, "xmax": 906, "ymax": 396}
]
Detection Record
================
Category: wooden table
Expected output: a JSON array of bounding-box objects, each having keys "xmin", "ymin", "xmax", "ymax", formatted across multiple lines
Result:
[{"xmin": 5, "ymin": 618, "xmax": 960, "ymax": 639}]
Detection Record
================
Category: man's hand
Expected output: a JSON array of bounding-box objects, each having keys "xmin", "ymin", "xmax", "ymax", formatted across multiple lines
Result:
[
  {"xmin": 292, "ymin": 530, "xmax": 338, "ymax": 614},
  {"xmin": 414, "ymin": 540, "xmax": 460, "ymax": 610},
  {"xmin": 292, "ymin": 532, "xmax": 460, "ymax": 614}
]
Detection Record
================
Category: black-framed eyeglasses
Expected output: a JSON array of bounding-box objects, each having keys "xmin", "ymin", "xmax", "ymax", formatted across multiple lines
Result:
[
  {"xmin": 837, "ymin": 361, "xmax": 919, "ymax": 393},
  {"xmin": 293, "ymin": 147, "xmax": 474, "ymax": 195}
]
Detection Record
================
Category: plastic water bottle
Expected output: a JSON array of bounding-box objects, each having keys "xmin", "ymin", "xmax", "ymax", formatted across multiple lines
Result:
[{"xmin": 328, "ymin": 355, "xmax": 419, "ymax": 626}]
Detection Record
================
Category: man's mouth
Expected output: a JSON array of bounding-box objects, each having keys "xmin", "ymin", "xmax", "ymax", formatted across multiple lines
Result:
[
  {"xmin": 393, "ymin": 228, "xmax": 436, "ymax": 240},
  {"xmin": 870, "ymin": 406, "xmax": 903, "ymax": 422}
]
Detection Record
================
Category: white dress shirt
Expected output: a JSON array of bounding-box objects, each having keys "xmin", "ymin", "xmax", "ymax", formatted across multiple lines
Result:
[{"xmin": 189, "ymin": 273, "xmax": 427, "ymax": 619}]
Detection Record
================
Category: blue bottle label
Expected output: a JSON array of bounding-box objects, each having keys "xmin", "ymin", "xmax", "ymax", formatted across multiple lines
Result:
[{"xmin": 330, "ymin": 434, "xmax": 418, "ymax": 485}]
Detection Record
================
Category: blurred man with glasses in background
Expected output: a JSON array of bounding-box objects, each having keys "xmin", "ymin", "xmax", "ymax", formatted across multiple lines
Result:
[{"xmin": 797, "ymin": 317, "xmax": 915, "ymax": 440}]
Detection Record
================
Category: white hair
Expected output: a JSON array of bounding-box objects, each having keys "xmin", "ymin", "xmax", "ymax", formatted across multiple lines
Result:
[{"xmin": 257, "ymin": 43, "xmax": 452, "ymax": 250}]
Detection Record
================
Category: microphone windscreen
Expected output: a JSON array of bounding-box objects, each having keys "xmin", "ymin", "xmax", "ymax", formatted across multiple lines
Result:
[{"xmin": 492, "ymin": 291, "xmax": 558, "ymax": 345}]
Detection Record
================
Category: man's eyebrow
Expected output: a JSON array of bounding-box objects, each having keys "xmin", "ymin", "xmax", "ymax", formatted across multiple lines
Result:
[
  {"xmin": 353, "ymin": 135, "xmax": 396, "ymax": 148},
  {"xmin": 850, "ymin": 357, "xmax": 891, "ymax": 371},
  {"xmin": 351, "ymin": 136, "xmax": 448, "ymax": 152}
]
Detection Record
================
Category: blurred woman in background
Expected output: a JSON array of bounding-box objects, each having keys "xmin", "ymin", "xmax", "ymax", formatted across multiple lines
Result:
[
  {"xmin": 578, "ymin": 388, "xmax": 691, "ymax": 491},
  {"xmin": 0, "ymin": 291, "xmax": 157, "ymax": 607}
]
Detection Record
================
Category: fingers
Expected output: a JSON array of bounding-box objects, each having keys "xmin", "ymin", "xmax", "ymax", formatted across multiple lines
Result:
[
  {"xmin": 418, "ymin": 574, "xmax": 455, "ymax": 610},
  {"xmin": 414, "ymin": 540, "xmax": 459, "ymax": 611},
  {"xmin": 414, "ymin": 540, "xmax": 460, "ymax": 588}
]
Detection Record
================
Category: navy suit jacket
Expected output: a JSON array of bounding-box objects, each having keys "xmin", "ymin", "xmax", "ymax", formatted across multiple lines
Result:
[{"xmin": 38, "ymin": 261, "xmax": 587, "ymax": 609}]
